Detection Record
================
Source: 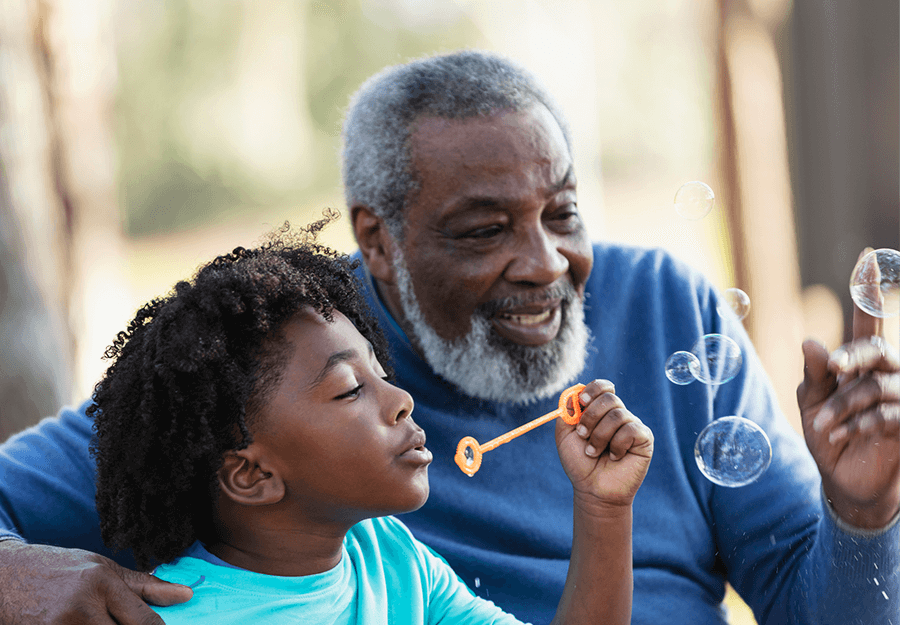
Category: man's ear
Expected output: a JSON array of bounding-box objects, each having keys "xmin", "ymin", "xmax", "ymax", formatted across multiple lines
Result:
[
  {"xmin": 351, "ymin": 204, "xmax": 397, "ymax": 285},
  {"xmin": 218, "ymin": 447, "xmax": 285, "ymax": 506}
]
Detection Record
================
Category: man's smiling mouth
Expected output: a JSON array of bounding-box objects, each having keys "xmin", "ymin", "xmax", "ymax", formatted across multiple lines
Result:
[{"xmin": 497, "ymin": 309, "xmax": 554, "ymax": 325}]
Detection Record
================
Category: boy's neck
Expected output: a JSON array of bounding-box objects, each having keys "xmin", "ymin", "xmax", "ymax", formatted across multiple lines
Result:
[{"xmin": 207, "ymin": 517, "xmax": 353, "ymax": 577}]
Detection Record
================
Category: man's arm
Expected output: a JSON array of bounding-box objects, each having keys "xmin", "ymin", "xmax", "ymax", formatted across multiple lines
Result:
[
  {"xmin": 708, "ymin": 284, "xmax": 899, "ymax": 624},
  {"xmin": 0, "ymin": 402, "xmax": 191, "ymax": 624}
]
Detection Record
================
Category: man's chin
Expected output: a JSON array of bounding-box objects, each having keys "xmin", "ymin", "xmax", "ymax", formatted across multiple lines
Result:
[{"xmin": 417, "ymin": 311, "xmax": 590, "ymax": 404}]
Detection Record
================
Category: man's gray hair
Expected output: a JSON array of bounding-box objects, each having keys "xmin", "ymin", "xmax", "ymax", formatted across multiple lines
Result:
[{"xmin": 341, "ymin": 50, "xmax": 572, "ymax": 241}]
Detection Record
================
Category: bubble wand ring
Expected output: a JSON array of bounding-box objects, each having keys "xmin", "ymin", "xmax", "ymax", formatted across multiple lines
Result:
[{"xmin": 454, "ymin": 383, "xmax": 586, "ymax": 477}]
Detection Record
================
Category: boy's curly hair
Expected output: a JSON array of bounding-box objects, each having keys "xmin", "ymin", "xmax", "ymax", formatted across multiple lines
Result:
[{"xmin": 88, "ymin": 213, "xmax": 391, "ymax": 570}]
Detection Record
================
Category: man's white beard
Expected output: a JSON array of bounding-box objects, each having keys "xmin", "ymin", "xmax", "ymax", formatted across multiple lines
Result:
[{"xmin": 392, "ymin": 253, "xmax": 591, "ymax": 404}]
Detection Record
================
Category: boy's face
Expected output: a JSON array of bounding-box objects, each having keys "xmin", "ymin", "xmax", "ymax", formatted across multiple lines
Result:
[{"xmin": 252, "ymin": 309, "xmax": 431, "ymax": 523}]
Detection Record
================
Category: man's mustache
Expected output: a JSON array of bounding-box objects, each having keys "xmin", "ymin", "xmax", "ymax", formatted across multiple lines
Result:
[{"xmin": 476, "ymin": 282, "xmax": 579, "ymax": 318}]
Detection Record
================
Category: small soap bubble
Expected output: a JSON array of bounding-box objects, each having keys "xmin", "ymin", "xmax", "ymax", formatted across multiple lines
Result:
[
  {"xmin": 849, "ymin": 248, "xmax": 900, "ymax": 318},
  {"xmin": 665, "ymin": 351, "xmax": 701, "ymax": 385},
  {"xmin": 691, "ymin": 334, "xmax": 742, "ymax": 385},
  {"xmin": 674, "ymin": 181, "xmax": 715, "ymax": 220},
  {"xmin": 474, "ymin": 577, "xmax": 481, "ymax": 588},
  {"xmin": 717, "ymin": 288, "xmax": 751, "ymax": 321},
  {"xmin": 694, "ymin": 416, "xmax": 772, "ymax": 487}
]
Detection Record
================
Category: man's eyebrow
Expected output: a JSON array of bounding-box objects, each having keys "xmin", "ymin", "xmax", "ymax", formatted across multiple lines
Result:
[
  {"xmin": 444, "ymin": 166, "xmax": 576, "ymax": 216},
  {"xmin": 548, "ymin": 165, "xmax": 576, "ymax": 195}
]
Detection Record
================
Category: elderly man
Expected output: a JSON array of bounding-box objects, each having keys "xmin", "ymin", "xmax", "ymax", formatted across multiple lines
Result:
[{"xmin": 1, "ymin": 50, "xmax": 898, "ymax": 625}]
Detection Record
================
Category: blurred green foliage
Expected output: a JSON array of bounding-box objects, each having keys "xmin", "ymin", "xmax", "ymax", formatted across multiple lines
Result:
[{"xmin": 115, "ymin": 0, "xmax": 479, "ymax": 238}]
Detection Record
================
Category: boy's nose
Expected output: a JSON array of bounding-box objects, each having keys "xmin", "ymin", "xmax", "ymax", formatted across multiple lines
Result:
[{"xmin": 385, "ymin": 382, "xmax": 414, "ymax": 424}]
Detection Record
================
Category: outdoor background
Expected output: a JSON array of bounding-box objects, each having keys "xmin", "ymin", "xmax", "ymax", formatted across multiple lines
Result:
[{"xmin": 1, "ymin": 1, "xmax": 897, "ymax": 623}]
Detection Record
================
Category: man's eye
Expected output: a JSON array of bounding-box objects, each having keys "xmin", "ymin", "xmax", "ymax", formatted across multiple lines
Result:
[
  {"xmin": 335, "ymin": 384, "xmax": 363, "ymax": 400},
  {"xmin": 461, "ymin": 225, "xmax": 503, "ymax": 239},
  {"xmin": 556, "ymin": 202, "xmax": 578, "ymax": 219}
]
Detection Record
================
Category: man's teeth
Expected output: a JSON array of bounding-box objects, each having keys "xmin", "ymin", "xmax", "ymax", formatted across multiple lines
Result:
[{"xmin": 501, "ymin": 310, "xmax": 552, "ymax": 325}]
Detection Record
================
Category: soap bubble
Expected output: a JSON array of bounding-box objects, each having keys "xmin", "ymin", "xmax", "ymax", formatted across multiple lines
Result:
[
  {"xmin": 717, "ymin": 288, "xmax": 751, "ymax": 321},
  {"xmin": 849, "ymin": 248, "xmax": 900, "ymax": 318},
  {"xmin": 674, "ymin": 181, "xmax": 715, "ymax": 220},
  {"xmin": 690, "ymin": 334, "xmax": 742, "ymax": 385},
  {"xmin": 665, "ymin": 351, "xmax": 701, "ymax": 385},
  {"xmin": 694, "ymin": 416, "xmax": 772, "ymax": 487}
]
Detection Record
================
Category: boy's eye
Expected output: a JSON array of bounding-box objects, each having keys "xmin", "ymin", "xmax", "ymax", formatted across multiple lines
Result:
[{"xmin": 335, "ymin": 384, "xmax": 363, "ymax": 400}]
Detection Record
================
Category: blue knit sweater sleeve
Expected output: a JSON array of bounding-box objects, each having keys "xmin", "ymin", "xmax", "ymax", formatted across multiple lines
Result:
[{"xmin": 0, "ymin": 400, "xmax": 129, "ymax": 565}]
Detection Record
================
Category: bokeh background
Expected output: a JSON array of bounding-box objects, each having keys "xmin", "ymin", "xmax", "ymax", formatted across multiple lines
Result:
[{"xmin": 1, "ymin": 1, "xmax": 897, "ymax": 622}]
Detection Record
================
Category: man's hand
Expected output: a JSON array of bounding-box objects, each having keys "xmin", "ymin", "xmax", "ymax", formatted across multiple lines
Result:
[
  {"xmin": 555, "ymin": 379, "xmax": 654, "ymax": 510},
  {"xmin": 797, "ymin": 268, "xmax": 900, "ymax": 529},
  {"xmin": 0, "ymin": 540, "xmax": 192, "ymax": 625}
]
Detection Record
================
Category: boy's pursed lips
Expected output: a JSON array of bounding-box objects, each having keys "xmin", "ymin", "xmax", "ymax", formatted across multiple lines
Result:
[{"xmin": 397, "ymin": 429, "xmax": 432, "ymax": 465}]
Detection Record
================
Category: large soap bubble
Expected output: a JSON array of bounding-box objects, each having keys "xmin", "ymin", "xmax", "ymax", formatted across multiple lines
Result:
[
  {"xmin": 674, "ymin": 181, "xmax": 715, "ymax": 220},
  {"xmin": 849, "ymin": 248, "xmax": 900, "ymax": 318},
  {"xmin": 694, "ymin": 416, "xmax": 772, "ymax": 487},
  {"xmin": 690, "ymin": 334, "xmax": 743, "ymax": 385}
]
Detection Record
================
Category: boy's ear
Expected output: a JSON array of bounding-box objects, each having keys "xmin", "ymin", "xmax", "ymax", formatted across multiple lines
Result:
[
  {"xmin": 351, "ymin": 204, "xmax": 397, "ymax": 285},
  {"xmin": 218, "ymin": 447, "xmax": 285, "ymax": 506}
]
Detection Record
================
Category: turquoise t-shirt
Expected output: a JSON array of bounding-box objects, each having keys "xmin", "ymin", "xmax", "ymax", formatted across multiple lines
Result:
[{"xmin": 151, "ymin": 516, "xmax": 526, "ymax": 624}]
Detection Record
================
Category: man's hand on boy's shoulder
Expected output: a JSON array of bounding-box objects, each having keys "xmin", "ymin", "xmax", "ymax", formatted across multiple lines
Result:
[
  {"xmin": 555, "ymin": 379, "xmax": 654, "ymax": 510},
  {"xmin": 0, "ymin": 540, "xmax": 192, "ymax": 625}
]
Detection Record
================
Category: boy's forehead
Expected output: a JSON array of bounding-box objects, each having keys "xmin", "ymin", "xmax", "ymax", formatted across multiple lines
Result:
[{"xmin": 282, "ymin": 310, "xmax": 372, "ymax": 372}]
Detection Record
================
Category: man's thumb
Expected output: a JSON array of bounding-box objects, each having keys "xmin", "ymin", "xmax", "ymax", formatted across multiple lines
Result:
[
  {"xmin": 798, "ymin": 339, "xmax": 832, "ymax": 405},
  {"xmin": 116, "ymin": 565, "xmax": 193, "ymax": 607}
]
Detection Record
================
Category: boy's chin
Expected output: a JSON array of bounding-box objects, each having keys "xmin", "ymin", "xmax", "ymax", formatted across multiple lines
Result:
[{"xmin": 393, "ymin": 479, "xmax": 430, "ymax": 516}]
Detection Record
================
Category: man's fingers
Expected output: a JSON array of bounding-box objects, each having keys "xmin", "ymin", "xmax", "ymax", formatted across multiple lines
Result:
[
  {"xmin": 800, "ymin": 339, "xmax": 831, "ymax": 385},
  {"xmin": 829, "ymin": 336, "xmax": 899, "ymax": 377},
  {"xmin": 103, "ymin": 575, "xmax": 169, "ymax": 625},
  {"xmin": 826, "ymin": 402, "xmax": 900, "ymax": 444},
  {"xmin": 813, "ymin": 371, "xmax": 900, "ymax": 432},
  {"xmin": 116, "ymin": 565, "xmax": 193, "ymax": 607},
  {"xmin": 797, "ymin": 339, "xmax": 834, "ymax": 416}
]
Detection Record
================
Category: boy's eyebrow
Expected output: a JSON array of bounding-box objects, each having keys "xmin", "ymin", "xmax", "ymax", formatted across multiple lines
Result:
[{"xmin": 310, "ymin": 343, "xmax": 376, "ymax": 388}]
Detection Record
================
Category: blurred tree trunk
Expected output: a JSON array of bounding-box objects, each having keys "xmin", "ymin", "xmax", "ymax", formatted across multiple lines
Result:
[
  {"xmin": 0, "ymin": 0, "xmax": 75, "ymax": 439},
  {"xmin": 715, "ymin": 0, "xmax": 804, "ymax": 437},
  {"xmin": 0, "ymin": 0, "xmax": 126, "ymax": 440}
]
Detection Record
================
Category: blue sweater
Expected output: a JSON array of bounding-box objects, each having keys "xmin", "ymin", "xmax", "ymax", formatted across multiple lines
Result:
[{"xmin": 0, "ymin": 243, "xmax": 897, "ymax": 624}]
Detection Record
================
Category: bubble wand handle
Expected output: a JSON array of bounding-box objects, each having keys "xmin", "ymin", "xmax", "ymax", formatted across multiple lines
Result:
[{"xmin": 454, "ymin": 383, "xmax": 585, "ymax": 477}]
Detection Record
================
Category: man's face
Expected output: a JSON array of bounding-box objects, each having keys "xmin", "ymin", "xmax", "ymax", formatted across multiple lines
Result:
[{"xmin": 390, "ymin": 104, "xmax": 593, "ymax": 402}]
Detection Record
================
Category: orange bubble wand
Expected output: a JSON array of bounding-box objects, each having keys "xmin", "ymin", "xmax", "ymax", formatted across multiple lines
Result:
[{"xmin": 454, "ymin": 383, "xmax": 585, "ymax": 477}]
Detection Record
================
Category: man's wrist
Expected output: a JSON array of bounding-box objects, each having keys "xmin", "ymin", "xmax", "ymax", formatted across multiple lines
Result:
[{"xmin": 823, "ymin": 486, "xmax": 900, "ymax": 536}]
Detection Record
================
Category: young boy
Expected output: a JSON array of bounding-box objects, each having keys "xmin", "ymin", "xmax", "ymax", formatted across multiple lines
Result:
[{"xmin": 89, "ymin": 215, "xmax": 653, "ymax": 624}]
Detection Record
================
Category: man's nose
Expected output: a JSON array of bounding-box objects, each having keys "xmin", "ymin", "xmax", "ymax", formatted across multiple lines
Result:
[{"xmin": 503, "ymin": 230, "xmax": 569, "ymax": 286}]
